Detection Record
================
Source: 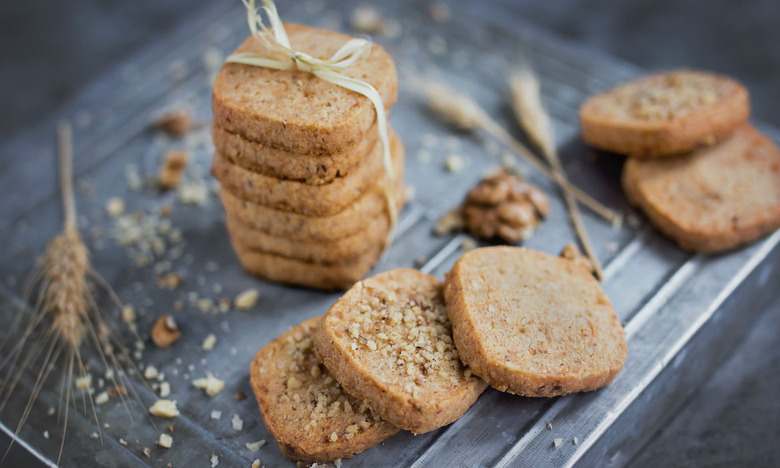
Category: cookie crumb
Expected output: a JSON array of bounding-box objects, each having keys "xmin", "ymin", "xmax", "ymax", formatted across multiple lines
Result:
[
  {"xmin": 105, "ymin": 197, "xmax": 125, "ymax": 217},
  {"xmin": 158, "ymin": 433, "xmax": 173, "ymax": 449},
  {"xmin": 193, "ymin": 373, "xmax": 224, "ymax": 396},
  {"xmin": 245, "ymin": 440, "xmax": 266, "ymax": 452},
  {"xmin": 95, "ymin": 391, "xmax": 110, "ymax": 405},
  {"xmin": 149, "ymin": 400, "xmax": 179, "ymax": 418},
  {"xmin": 202, "ymin": 333, "xmax": 217, "ymax": 351},
  {"xmin": 234, "ymin": 288, "xmax": 259, "ymax": 310},
  {"xmin": 159, "ymin": 150, "xmax": 189, "ymax": 190},
  {"xmin": 251, "ymin": 460, "xmax": 261, "ymax": 468},
  {"xmin": 231, "ymin": 414, "xmax": 244, "ymax": 431}
]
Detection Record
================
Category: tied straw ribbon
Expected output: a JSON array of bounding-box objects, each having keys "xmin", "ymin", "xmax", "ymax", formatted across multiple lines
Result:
[{"xmin": 226, "ymin": 0, "xmax": 397, "ymax": 227}]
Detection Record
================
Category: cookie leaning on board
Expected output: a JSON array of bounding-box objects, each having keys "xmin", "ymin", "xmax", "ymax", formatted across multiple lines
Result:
[{"xmin": 581, "ymin": 69, "xmax": 780, "ymax": 252}]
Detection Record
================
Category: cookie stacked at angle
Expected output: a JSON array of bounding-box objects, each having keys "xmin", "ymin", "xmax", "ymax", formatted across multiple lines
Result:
[
  {"xmin": 580, "ymin": 69, "xmax": 780, "ymax": 252},
  {"xmin": 211, "ymin": 24, "xmax": 403, "ymax": 290}
]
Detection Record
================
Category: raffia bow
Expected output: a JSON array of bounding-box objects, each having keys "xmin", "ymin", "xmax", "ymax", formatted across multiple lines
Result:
[{"xmin": 226, "ymin": 0, "xmax": 396, "ymax": 226}]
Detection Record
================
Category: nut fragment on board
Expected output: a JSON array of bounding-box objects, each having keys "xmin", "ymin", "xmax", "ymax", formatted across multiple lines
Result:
[
  {"xmin": 159, "ymin": 150, "xmax": 189, "ymax": 190},
  {"xmin": 193, "ymin": 373, "xmax": 225, "ymax": 396},
  {"xmin": 149, "ymin": 399, "xmax": 180, "ymax": 418},
  {"xmin": 155, "ymin": 109, "xmax": 192, "ymax": 137},
  {"xmin": 158, "ymin": 433, "xmax": 173, "ymax": 449},
  {"xmin": 151, "ymin": 314, "xmax": 181, "ymax": 348},
  {"xmin": 234, "ymin": 288, "xmax": 259, "ymax": 310}
]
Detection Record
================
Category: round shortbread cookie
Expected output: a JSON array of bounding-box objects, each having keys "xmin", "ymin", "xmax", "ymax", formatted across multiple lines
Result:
[
  {"xmin": 213, "ymin": 24, "xmax": 398, "ymax": 156},
  {"xmin": 314, "ymin": 269, "xmax": 487, "ymax": 434},
  {"xmin": 212, "ymin": 131, "xmax": 403, "ymax": 216},
  {"xmin": 622, "ymin": 124, "xmax": 780, "ymax": 253},
  {"xmin": 444, "ymin": 246, "xmax": 627, "ymax": 397},
  {"xmin": 212, "ymin": 122, "xmax": 379, "ymax": 185},
  {"xmin": 230, "ymin": 239, "xmax": 383, "ymax": 291},
  {"xmin": 250, "ymin": 316, "xmax": 399, "ymax": 463},
  {"xmin": 580, "ymin": 69, "xmax": 749, "ymax": 157},
  {"xmin": 225, "ymin": 209, "xmax": 390, "ymax": 263},
  {"xmin": 218, "ymin": 175, "xmax": 405, "ymax": 242}
]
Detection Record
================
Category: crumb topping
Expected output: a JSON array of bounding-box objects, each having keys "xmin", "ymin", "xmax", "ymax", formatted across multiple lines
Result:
[
  {"xmin": 275, "ymin": 323, "xmax": 383, "ymax": 442},
  {"xmin": 343, "ymin": 280, "xmax": 475, "ymax": 396}
]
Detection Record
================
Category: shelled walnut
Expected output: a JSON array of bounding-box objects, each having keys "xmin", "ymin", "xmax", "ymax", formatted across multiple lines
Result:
[{"xmin": 461, "ymin": 169, "xmax": 549, "ymax": 243}]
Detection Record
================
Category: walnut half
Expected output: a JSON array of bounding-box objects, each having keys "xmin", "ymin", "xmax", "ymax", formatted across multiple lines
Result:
[{"xmin": 461, "ymin": 169, "xmax": 549, "ymax": 243}]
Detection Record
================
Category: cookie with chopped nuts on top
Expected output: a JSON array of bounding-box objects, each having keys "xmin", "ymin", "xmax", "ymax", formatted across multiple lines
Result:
[
  {"xmin": 444, "ymin": 246, "xmax": 627, "ymax": 397},
  {"xmin": 580, "ymin": 69, "xmax": 749, "ymax": 157},
  {"xmin": 211, "ymin": 131, "xmax": 403, "ymax": 216},
  {"xmin": 314, "ymin": 269, "xmax": 487, "ymax": 434},
  {"xmin": 212, "ymin": 24, "xmax": 398, "ymax": 156},
  {"xmin": 230, "ymin": 239, "xmax": 385, "ymax": 291},
  {"xmin": 250, "ymin": 316, "xmax": 399, "ymax": 463},
  {"xmin": 622, "ymin": 124, "xmax": 780, "ymax": 253}
]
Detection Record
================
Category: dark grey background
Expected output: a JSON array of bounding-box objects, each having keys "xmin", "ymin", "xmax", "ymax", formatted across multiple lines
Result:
[{"xmin": 1, "ymin": 0, "xmax": 778, "ymax": 467}]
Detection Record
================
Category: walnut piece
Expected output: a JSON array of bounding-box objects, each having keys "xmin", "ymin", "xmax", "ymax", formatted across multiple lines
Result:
[
  {"xmin": 159, "ymin": 150, "xmax": 189, "ymax": 190},
  {"xmin": 155, "ymin": 109, "xmax": 192, "ymax": 136},
  {"xmin": 151, "ymin": 314, "xmax": 181, "ymax": 348},
  {"xmin": 462, "ymin": 169, "xmax": 549, "ymax": 243},
  {"xmin": 559, "ymin": 243, "xmax": 595, "ymax": 276}
]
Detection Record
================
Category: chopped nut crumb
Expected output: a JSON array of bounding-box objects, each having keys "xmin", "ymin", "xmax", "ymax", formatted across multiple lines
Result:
[
  {"xmin": 42, "ymin": 430, "xmax": 49, "ymax": 440},
  {"xmin": 210, "ymin": 453, "xmax": 219, "ymax": 467},
  {"xmin": 231, "ymin": 414, "xmax": 244, "ymax": 431},
  {"xmin": 155, "ymin": 109, "xmax": 192, "ymax": 137},
  {"xmin": 118, "ymin": 438, "xmax": 128, "ymax": 446},
  {"xmin": 573, "ymin": 437, "xmax": 579, "ymax": 445},
  {"xmin": 159, "ymin": 382, "xmax": 171, "ymax": 398},
  {"xmin": 553, "ymin": 438, "xmax": 563, "ymax": 448},
  {"xmin": 245, "ymin": 440, "xmax": 266, "ymax": 452},
  {"xmin": 329, "ymin": 432, "xmax": 339, "ymax": 442},
  {"xmin": 143, "ymin": 447, "xmax": 152, "ymax": 458},
  {"xmin": 159, "ymin": 150, "xmax": 189, "ymax": 190},
  {"xmin": 149, "ymin": 399, "xmax": 180, "ymax": 418},
  {"xmin": 178, "ymin": 180, "xmax": 209, "ymax": 205},
  {"xmin": 151, "ymin": 314, "xmax": 181, "ymax": 348},
  {"xmin": 158, "ymin": 433, "xmax": 173, "ymax": 449},
  {"xmin": 193, "ymin": 373, "xmax": 224, "ymax": 396},
  {"xmin": 211, "ymin": 410, "xmax": 222, "ymax": 420},
  {"xmin": 546, "ymin": 422, "xmax": 553, "ymax": 431},
  {"xmin": 202, "ymin": 333, "xmax": 217, "ymax": 351},
  {"xmin": 350, "ymin": 5, "xmax": 381, "ymax": 33},
  {"xmin": 560, "ymin": 244, "xmax": 596, "ymax": 277},
  {"xmin": 433, "ymin": 209, "xmax": 465, "ymax": 236},
  {"xmin": 234, "ymin": 288, "xmax": 259, "ymax": 310},
  {"xmin": 105, "ymin": 197, "xmax": 125, "ymax": 217},
  {"xmin": 156, "ymin": 273, "xmax": 182, "ymax": 290},
  {"xmin": 251, "ymin": 460, "xmax": 261, "ymax": 468}
]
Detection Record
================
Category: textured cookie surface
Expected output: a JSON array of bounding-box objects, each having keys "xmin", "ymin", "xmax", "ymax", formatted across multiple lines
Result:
[
  {"xmin": 213, "ymin": 24, "xmax": 398, "ymax": 155},
  {"xmin": 230, "ymin": 239, "xmax": 383, "ymax": 291},
  {"xmin": 314, "ymin": 269, "xmax": 487, "ymax": 434},
  {"xmin": 212, "ymin": 131, "xmax": 403, "ymax": 216},
  {"xmin": 444, "ymin": 246, "xmax": 627, "ymax": 397},
  {"xmin": 622, "ymin": 125, "xmax": 780, "ymax": 252},
  {"xmin": 225, "ymin": 210, "xmax": 391, "ymax": 263},
  {"xmin": 250, "ymin": 316, "xmax": 398, "ymax": 463},
  {"xmin": 581, "ymin": 69, "xmax": 749, "ymax": 157},
  {"xmin": 218, "ymin": 176, "xmax": 404, "ymax": 242},
  {"xmin": 212, "ymin": 122, "xmax": 379, "ymax": 185}
]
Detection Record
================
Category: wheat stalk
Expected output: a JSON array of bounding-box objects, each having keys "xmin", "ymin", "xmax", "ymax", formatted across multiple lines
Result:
[
  {"xmin": 0, "ymin": 123, "xmax": 143, "ymax": 463},
  {"xmin": 508, "ymin": 66, "xmax": 603, "ymax": 279},
  {"xmin": 412, "ymin": 75, "xmax": 620, "ymax": 225}
]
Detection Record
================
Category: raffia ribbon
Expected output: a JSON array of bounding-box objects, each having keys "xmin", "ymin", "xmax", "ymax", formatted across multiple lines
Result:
[{"xmin": 226, "ymin": 0, "xmax": 396, "ymax": 226}]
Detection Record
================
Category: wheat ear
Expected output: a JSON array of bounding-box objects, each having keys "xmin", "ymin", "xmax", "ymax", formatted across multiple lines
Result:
[
  {"xmin": 508, "ymin": 66, "xmax": 603, "ymax": 279},
  {"xmin": 412, "ymin": 75, "xmax": 620, "ymax": 225}
]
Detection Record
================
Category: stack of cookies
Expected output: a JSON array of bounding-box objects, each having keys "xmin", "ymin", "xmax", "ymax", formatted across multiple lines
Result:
[
  {"xmin": 581, "ymin": 69, "xmax": 780, "ymax": 252},
  {"xmin": 211, "ymin": 24, "xmax": 403, "ymax": 290}
]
